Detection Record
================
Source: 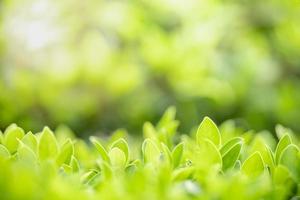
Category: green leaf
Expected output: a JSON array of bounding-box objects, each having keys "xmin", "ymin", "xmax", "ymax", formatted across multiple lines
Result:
[
  {"xmin": 156, "ymin": 106, "xmax": 179, "ymax": 145},
  {"xmin": 157, "ymin": 106, "xmax": 177, "ymax": 129},
  {"xmin": 56, "ymin": 139, "xmax": 74, "ymax": 166},
  {"xmin": 55, "ymin": 125, "xmax": 75, "ymax": 145},
  {"xmin": 266, "ymin": 146, "xmax": 275, "ymax": 172},
  {"xmin": 21, "ymin": 132, "xmax": 37, "ymax": 153},
  {"xmin": 109, "ymin": 129, "xmax": 128, "ymax": 144},
  {"xmin": 234, "ymin": 160, "xmax": 241, "ymax": 170},
  {"xmin": 172, "ymin": 142, "xmax": 184, "ymax": 168},
  {"xmin": 275, "ymin": 124, "xmax": 293, "ymax": 140},
  {"xmin": 0, "ymin": 144, "xmax": 10, "ymax": 159},
  {"xmin": 108, "ymin": 147, "xmax": 126, "ymax": 168},
  {"xmin": 142, "ymin": 138, "xmax": 161, "ymax": 164},
  {"xmin": 81, "ymin": 170, "xmax": 100, "ymax": 185},
  {"xmin": 38, "ymin": 127, "xmax": 59, "ymax": 160},
  {"xmin": 273, "ymin": 165, "xmax": 297, "ymax": 199},
  {"xmin": 220, "ymin": 137, "xmax": 243, "ymax": 156},
  {"xmin": 90, "ymin": 137, "xmax": 110, "ymax": 163},
  {"xmin": 4, "ymin": 126, "xmax": 25, "ymax": 153},
  {"xmin": 125, "ymin": 163, "xmax": 138, "ymax": 174},
  {"xmin": 111, "ymin": 138, "xmax": 129, "ymax": 163},
  {"xmin": 62, "ymin": 164, "xmax": 73, "ymax": 174},
  {"xmin": 241, "ymin": 152, "xmax": 265, "ymax": 178},
  {"xmin": 17, "ymin": 140, "xmax": 37, "ymax": 162},
  {"xmin": 273, "ymin": 165, "xmax": 293, "ymax": 185},
  {"xmin": 278, "ymin": 144, "xmax": 300, "ymax": 181},
  {"xmin": 100, "ymin": 162, "xmax": 112, "ymax": 180},
  {"xmin": 250, "ymin": 136, "xmax": 275, "ymax": 173},
  {"xmin": 196, "ymin": 117, "xmax": 221, "ymax": 147},
  {"xmin": 275, "ymin": 134, "xmax": 292, "ymax": 164},
  {"xmin": 219, "ymin": 120, "xmax": 237, "ymax": 143},
  {"xmin": 130, "ymin": 159, "xmax": 142, "ymax": 168},
  {"xmin": 4, "ymin": 124, "xmax": 18, "ymax": 133},
  {"xmin": 143, "ymin": 122, "xmax": 157, "ymax": 140},
  {"xmin": 222, "ymin": 142, "xmax": 242, "ymax": 171},
  {"xmin": 70, "ymin": 156, "xmax": 80, "ymax": 173},
  {"xmin": 195, "ymin": 139, "xmax": 222, "ymax": 168},
  {"xmin": 172, "ymin": 167, "xmax": 194, "ymax": 181},
  {"xmin": 161, "ymin": 142, "xmax": 172, "ymax": 164}
]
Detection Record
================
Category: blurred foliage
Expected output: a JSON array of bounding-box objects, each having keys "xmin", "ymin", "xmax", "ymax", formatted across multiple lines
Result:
[
  {"xmin": 1, "ymin": 0, "xmax": 300, "ymax": 136},
  {"xmin": 1, "ymin": 110, "xmax": 300, "ymax": 199}
]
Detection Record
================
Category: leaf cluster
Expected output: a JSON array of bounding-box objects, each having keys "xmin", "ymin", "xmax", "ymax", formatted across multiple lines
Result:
[{"xmin": 0, "ymin": 108, "xmax": 300, "ymax": 200}]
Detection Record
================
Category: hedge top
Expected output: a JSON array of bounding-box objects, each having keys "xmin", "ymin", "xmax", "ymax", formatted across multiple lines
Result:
[{"xmin": 0, "ymin": 107, "xmax": 299, "ymax": 200}]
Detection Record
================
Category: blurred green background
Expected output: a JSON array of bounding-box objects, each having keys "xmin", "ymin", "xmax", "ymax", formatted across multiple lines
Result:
[{"xmin": 0, "ymin": 0, "xmax": 300, "ymax": 136}]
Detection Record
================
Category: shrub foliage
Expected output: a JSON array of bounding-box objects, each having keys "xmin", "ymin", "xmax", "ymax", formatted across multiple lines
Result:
[{"xmin": 0, "ymin": 108, "xmax": 299, "ymax": 200}]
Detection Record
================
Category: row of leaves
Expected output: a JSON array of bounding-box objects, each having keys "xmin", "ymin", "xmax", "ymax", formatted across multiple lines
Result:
[{"xmin": 0, "ymin": 108, "xmax": 300, "ymax": 200}]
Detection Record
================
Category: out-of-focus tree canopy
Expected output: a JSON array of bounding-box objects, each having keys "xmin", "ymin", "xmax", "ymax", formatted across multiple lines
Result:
[{"xmin": 0, "ymin": 0, "xmax": 300, "ymax": 136}]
